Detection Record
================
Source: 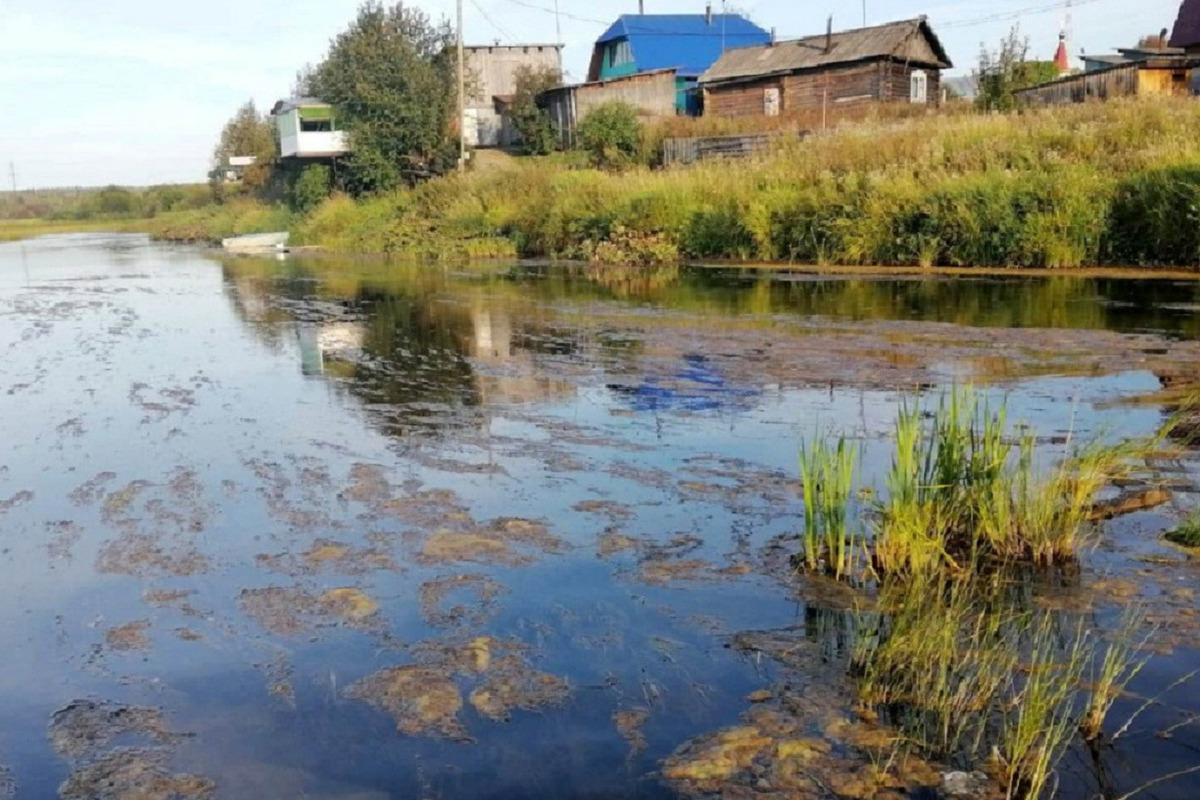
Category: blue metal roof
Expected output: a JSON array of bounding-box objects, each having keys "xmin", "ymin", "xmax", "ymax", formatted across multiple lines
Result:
[{"xmin": 596, "ymin": 14, "xmax": 771, "ymax": 78}]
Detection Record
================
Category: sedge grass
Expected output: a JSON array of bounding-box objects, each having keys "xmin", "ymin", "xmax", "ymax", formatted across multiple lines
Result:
[{"xmin": 798, "ymin": 437, "xmax": 860, "ymax": 580}]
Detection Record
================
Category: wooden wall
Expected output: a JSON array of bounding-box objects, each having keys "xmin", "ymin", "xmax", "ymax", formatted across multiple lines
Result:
[
  {"xmin": 703, "ymin": 60, "xmax": 940, "ymax": 118},
  {"xmin": 1016, "ymin": 62, "xmax": 1196, "ymax": 105},
  {"xmin": 542, "ymin": 71, "xmax": 678, "ymax": 148}
]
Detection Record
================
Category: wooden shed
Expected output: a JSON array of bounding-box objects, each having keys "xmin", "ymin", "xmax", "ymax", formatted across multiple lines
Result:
[
  {"xmin": 698, "ymin": 17, "xmax": 951, "ymax": 119},
  {"xmin": 541, "ymin": 69, "xmax": 679, "ymax": 148},
  {"xmin": 1014, "ymin": 58, "xmax": 1200, "ymax": 105}
]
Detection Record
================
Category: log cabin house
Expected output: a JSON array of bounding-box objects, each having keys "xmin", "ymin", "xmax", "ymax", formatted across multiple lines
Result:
[{"xmin": 697, "ymin": 17, "xmax": 951, "ymax": 119}]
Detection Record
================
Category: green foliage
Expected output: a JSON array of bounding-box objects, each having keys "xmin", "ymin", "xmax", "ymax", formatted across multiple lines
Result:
[
  {"xmin": 509, "ymin": 66, "xmax": 560, "ymax": 156},
  {"xmin": 159, "ymin": 99, "xmax": 1200, "ymax": 270},
  {"xmin": 292, "ymin": 164, "xmax": 333, "ymax": 214},
  {"xmin": 1106, "ymin": 165, "xmax": 1200, "ymax": 267},
  {"xmin": 306, "ymin": 2, "xmax": 458, "ymax": 194},
  {"xmin": 976, "ymin": 27, "xmax": 1061, "ymax": 112},
  {"xmin": 212, "ymin": 101, "xmax": 276, "ymax": 192},
  {"xmin": 1165, "ymin": 508, "xmax": 1200, "ymax": 548},
  {"xmin": 576, "ymin": 102, "xmax": 643, "ymax": 169}
]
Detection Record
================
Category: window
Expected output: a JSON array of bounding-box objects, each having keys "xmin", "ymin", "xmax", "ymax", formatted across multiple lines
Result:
[
  {"xmin": 764, "ymin": 87, "xmax": 781, "ymax": 117},
  {"xmin": 608, "ymin": 40, "xmax": 633, "ymax": 69},
  {"xmin": 910, "ymin": 70, "xmax": 928, "ymax": 104}
]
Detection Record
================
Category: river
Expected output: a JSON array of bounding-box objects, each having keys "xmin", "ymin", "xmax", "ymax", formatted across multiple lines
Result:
[{"xmin": 0, "ymin": 233, "xmax": 1198, "ymax": 800}]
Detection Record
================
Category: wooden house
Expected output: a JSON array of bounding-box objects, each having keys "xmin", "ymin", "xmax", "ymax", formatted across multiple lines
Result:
[
  {"xmin": 588, "ymin": 12, "xmax": 770, "ymax": 114},
  {"xmin": 698, "ymin": 17, "xmax": 951, "ymax": 119}
]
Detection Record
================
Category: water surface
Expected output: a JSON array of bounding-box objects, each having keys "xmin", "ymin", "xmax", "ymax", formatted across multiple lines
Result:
[{"xmin": 1, "ymin": 234, "xmax": 1198, "ymax": 800}]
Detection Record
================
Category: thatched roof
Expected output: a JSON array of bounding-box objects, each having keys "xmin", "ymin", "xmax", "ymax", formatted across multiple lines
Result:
[{"xmin": 699, "ymin": 17, "xmax": 951, "ymax": 86}]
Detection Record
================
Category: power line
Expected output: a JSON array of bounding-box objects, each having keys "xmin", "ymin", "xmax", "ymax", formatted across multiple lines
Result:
[
  {"xmin": 468, "ymin": 0, "xmax": 516, "ymax": 42},
  {"xmin": 938, "ymin": 0, "xmax": 1105, "ymax": 30},
  {"xmin": 495, "ymin": 0, "xmax": 607, "ymax": 25}
]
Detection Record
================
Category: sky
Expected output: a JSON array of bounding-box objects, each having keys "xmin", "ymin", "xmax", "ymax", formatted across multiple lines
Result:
[{"xmin": 0, "ymin": 0, "xmax": 1184, "ymax": 188}]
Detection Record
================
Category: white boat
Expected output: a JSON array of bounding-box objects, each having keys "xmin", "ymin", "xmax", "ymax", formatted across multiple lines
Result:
[{"xmin": 221, "ymin": 231, "xmax": 290, "ymax": 253}]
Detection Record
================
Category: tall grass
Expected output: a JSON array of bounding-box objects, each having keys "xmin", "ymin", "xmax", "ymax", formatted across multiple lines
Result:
[
  {"xmin": 798, "ymin": 437, "xmax": 859, "ymax": 580},
  {"xmin": 156, "ymin": 99, "xmax": 1200, "ymax": 268},
  {"xmin": 873, "ymin": 388, "xmax": 1158, "ymax": 577}
]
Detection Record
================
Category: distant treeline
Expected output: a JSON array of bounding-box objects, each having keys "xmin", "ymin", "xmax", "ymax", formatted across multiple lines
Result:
[{"xmin": 0, "ymin": 184, "xmax": 212, "ymax": 222}]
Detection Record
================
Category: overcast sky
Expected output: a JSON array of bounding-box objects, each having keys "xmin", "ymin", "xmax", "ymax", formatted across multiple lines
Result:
[{"xmin": 0, "ymin": 0, "xmax": 1182, "ymax": 188}]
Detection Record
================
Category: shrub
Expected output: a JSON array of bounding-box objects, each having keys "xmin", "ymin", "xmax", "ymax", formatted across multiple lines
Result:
[
  {"xmin": 292, "ymin": 165, "xmax": 333, "ymax": 214},
  {"xmin": 576, "ymin": 102, "xmax": 643, "ymax": 169},
  {"xmin": 1106, "ymin": 164, "xmax": 1200, "ymax": 267}
]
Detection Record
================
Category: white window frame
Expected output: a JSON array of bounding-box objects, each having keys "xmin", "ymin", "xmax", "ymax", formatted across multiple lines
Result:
[{"xmin": 910, "ymin": 70, "xmax": 929, "ymax": 104}]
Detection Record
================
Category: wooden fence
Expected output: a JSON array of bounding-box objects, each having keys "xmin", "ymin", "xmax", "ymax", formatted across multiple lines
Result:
[{"xmin": 661, "ymin": 131, "xmax": 808, "ymax": 167}]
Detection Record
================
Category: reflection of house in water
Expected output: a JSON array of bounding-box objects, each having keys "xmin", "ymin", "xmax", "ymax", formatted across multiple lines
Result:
[
  {"xmin": 466, "ymin": 308, "xmax": 576, "ymax": 406},
  {"xmin": 296, "ymin": 323, "xmax": 367, "ymax": 377}
]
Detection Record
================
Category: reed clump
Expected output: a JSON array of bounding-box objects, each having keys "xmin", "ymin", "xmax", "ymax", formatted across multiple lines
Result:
[
  {"xmin": 798, "ymin": 437, "xmax": 860, "ymax": 580},
  {"xmin": 795, "ymin": 387, "xmax": 1157, "ymax": 581}
]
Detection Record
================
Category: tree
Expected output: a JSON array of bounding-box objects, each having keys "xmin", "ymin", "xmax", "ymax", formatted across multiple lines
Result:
[
  {"xmin": 212, "ymin": 101, "xmax": 276, "ymax": 192},
  {"xmin": 975, "ymin": 27, "xmax": 1061, "ymax": 112},
  {"xmin": 576, "ymin": 102, "xmax": 643, "ymax": 169},
  {"xmin": 306, "ymin": 2, "xmax": 458, "ymax": 194},
  {"xmin": 509, "ymin": 66, "xmax": 560, "ymax": 156}
]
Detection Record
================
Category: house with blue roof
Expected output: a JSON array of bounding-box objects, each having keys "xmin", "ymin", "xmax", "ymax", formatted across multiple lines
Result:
[{"xmin": 586, "ymin": 12, "xmax": 772, "ymax": 114}]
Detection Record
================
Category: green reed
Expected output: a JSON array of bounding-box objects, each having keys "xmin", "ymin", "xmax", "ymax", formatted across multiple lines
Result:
[{"xmin": 798, "ymin": 436, "xmax": 859, "ymax": 581}]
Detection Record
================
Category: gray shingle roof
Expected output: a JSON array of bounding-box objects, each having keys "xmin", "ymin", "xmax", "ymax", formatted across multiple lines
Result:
[
  {"xmin": 699, "ymin": 17, "xmax": 951, "ymax": 86},
  {"xmin": 1172, "ymin": 0, "xmax": 1200, "ymax": 49}
]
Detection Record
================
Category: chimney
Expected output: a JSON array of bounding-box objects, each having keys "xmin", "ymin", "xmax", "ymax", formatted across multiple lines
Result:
[
  {"xmin": 770, "ymin": 27, "xmax": 777, "ymax": 46},
  {"xmin": 825, "ymin": 16, "xmax": 833, "ymax": 54},
  {"xmin": 1160, "ymin": 27, "xmax": 1170, "ymax": 49},
  {"xmin": 706, "ymin": 3, "xmax": 713, "ymax": 25},
  {"xmin": 639, "ymin": 0, "xmax": 644, "ymax": 14}
]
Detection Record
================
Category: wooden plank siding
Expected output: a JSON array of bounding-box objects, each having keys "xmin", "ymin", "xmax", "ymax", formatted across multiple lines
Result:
[
  {"xmin": 1015, "ymin": 59, "xmax": 1200, "ymax": 105},
  {"xmin": 703, "ymin": 59, "xmax": 939, "ymax": 118}
]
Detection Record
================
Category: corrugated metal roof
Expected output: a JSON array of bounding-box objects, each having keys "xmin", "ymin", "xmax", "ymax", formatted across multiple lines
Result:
[
  {"xmin": 699, "ymin": 17, "xmax": 951, "ymax": 85},
  {"xmin": 271, "ymin": 97, "xmax": 332, "ymax": 115},
  {"xmin": 595, "ymin": 14, "xmax": 771, "ymax": 78},
  {"xmin": 1172, "ymin": 0, "xmax": 1200, "ymax": 49}
]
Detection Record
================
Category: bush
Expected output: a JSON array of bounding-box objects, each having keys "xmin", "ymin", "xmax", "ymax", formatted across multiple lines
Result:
[
  {"xmin": 292, "ymin": 165, "xmax": 333, "ymax": 214},
  {"xmin": 1106, "ymin": 165, "xmax": 1200, "ymax": 267},
  {"xmin": 576, "ymin": 102, "xmax": 643, "ymax": 169}
]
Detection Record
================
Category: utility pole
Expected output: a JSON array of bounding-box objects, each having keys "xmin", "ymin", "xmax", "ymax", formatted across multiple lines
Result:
[
  {"xmin": 457, "ymin": 0, "xmax": 466, "ymax": 171},
  {"xmin": 553, "ymin": 0, "xmax": 562, "ymax": 48},
  {"xmin": 8, "ymin": 162, "xmax": 15, "ymax": 193},
  {"xmin": 863, "ymin": 0, "xmax": 867, "ymax": 27}
]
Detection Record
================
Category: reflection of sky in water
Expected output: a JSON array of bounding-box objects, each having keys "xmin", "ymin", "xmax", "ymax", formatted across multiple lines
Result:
[{"xmin": 0, "ymin": 235, "xmax": 1197, "ymax": 799}]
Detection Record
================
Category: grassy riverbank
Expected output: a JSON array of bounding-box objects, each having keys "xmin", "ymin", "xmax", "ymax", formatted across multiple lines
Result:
[
  {"xmin": 17, "ymin": 99, "xmax": 1200, "ymax": 269},
  {"xmin": 279, "ymin": 99, "xmax": 1200, "ymax": 269}
]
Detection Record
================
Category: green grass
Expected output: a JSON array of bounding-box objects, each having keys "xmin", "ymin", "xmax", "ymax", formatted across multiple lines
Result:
[
  {"xmin": 798, "ymin": 436, "xmax": 860, "ymax": 580},
  {"xmin": 0, "ymin": 218, "xmax": 146, "ymax": 243},
  {"xmin": 150, "ymin": 98, "xmax": 1200, "ymax": 268},
  {"xmin": 1165, "ymin": 508, "xmax": 1200, "ymax": 549}
]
